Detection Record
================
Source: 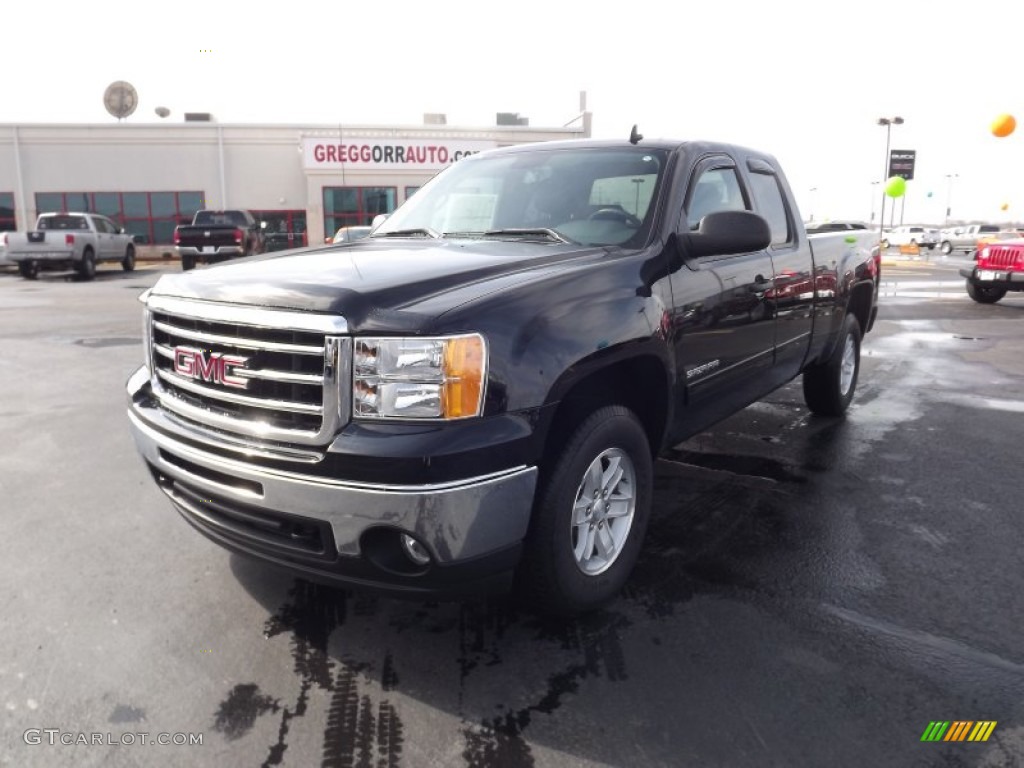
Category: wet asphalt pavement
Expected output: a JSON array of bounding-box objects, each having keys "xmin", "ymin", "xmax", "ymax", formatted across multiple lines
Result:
[{"xmin": 1, "ymin": 256, "xmax": 1022, "ymax": 767}]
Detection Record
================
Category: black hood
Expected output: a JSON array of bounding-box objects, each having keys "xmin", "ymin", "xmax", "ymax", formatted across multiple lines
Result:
[{"xmin": 150, "ymin": 239, "xmax": 606, "ymax": 331}]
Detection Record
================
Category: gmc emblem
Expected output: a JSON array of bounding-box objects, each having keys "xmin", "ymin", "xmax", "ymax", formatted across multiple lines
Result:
[{"xmin": 173, "ymin": 346, "xmax": 249, "ymax": 389}]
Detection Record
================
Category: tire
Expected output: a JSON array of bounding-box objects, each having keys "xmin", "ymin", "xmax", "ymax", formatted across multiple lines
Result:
[
  {"xmin": 121, "ymin": 245, "xmax": 136, "ymax": 272},
  {"xmin": 76, "ymin": 248, "xmax": 96, "ymax": 281},
  {"xmin": 181, "ymin": 254, "xmax": 196, "ymax": 271},
  {"xmin": 517, "ymin": 405, "xmax": 653, "ymax": 616},
  {"xmin": 18, "ymin": 260, "xmax": 39, "ymax": 280},
  {"xmin": 941, "ymin": 241, "xmax": 953, "ymax": 255},
  {"xmin": 966, "ymin": 280, "xmax": 1006, "ymax": 304},
  {"xmin": 880, "ymin": 239, "xmax": 889, "ymax": 250},
  {"xmin": 803, "ymin": 313, "xmax": 861, "ymax": 417}
]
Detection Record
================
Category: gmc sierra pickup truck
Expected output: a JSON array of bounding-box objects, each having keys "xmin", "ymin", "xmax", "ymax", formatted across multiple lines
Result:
[
  {"xmin": 126, "ymin": 136, "xmax": 880, "ymax": 615},
  {"xmin": 174, "ymin": 209, "xmax": 265, "ymax": 271}
]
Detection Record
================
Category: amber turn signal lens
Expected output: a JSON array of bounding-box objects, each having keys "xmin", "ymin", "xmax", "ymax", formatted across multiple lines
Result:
[{"xmin": 443, "ymin": 335, "xmax": 485, "ymax": 418}]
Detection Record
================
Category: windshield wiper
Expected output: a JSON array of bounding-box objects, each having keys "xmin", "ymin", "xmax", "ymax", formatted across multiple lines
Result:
[
  {"xmin": 371, "ymin": 227, "xmax": 440, "ymax": 239},
  {"xmin": 444, "ymin": 228, "xmax": 574, "ymax": 244}
]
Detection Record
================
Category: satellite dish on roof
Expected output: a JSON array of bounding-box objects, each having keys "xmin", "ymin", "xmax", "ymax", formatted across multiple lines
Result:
[
  {"xmin": 103, "ymin": 81, "xmax": 138, "ymax": 120},
  {"xmin": 155, "ymin": 106, "xmax": 171, "ymax": 118}
]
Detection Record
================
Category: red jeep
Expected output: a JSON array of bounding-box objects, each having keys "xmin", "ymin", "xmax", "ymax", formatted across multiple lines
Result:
[{"xmin": 960, "ymin": 238, "xmax": 1024, "ymax": 303}]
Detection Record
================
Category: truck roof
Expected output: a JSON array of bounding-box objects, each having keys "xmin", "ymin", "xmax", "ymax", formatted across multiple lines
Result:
[{"xmin": 488, "ymin": 138, "xmax": 781, "ymax": 165}]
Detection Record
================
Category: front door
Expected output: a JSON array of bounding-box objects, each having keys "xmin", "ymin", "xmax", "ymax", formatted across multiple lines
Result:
[{"xmin": 669, "ymin": 160, "xmax": 776, "ymax": 423}]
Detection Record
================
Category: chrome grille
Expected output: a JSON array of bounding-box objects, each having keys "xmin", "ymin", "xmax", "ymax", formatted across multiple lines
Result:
[{"xmin": 146, "ymin": 295, "xmax": 350, "ymax": 445}]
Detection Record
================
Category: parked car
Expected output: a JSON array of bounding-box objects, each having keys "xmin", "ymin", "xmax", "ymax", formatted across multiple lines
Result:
[
  {"xmin": 174, "ymin": 210, "xmax": 265, "ymax": 271},
  {"xmin": 0, "ymin": 232, "xmax": 13, "ymax": 268},
  {"xmin": 127, "ymin": 136, "xmax": 879, "ymax": 615},
  {"xmin": 881, "ymin": 225, "xmax": 937, "ymax": 250},
  {"xmin": 5, "ymin": 213, "xmax": 136, "ymax": 280},
  {"xmin": 940, "ymin": 224, "xmax": 1000, "ymax": 255},
  {"xmin": 331, "ymin": 226, "xmax": 372, "ymax": 244},
  {"xmin": 804, "ymin": 220, "xmax": 870, "ymax": 233},
  {"xmin": 960, "ymin": 239, "xmax": 1024, "ymax": 303}
]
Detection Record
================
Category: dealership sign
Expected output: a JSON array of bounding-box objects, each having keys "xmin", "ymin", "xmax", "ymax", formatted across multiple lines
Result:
[
  {"xmin": 888, "ymin": 149, "xmax": 916, "ymax": 180},
  {"xmin": 303, "ymin": 138, "xmax": 496, "ymax": 171}
]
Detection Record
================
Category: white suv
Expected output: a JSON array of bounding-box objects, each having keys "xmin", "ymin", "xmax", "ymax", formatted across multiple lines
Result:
[{"xmin": 882, "ymin": 226, "xmax": 938, "ymax": 250}]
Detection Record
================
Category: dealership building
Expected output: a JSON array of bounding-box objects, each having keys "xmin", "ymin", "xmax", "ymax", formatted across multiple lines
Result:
[{"xmin": 0, "ymin": 112, "xmax": 591, "ymax": 255}]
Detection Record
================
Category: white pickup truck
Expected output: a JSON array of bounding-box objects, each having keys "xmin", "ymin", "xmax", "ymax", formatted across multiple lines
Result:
[
  {"xmin": 939, "ymin": 224, "xmax": 1000, "ymax": 255},
  {"xmin": 6, "ymin": 212, "xmax": 137, "ymax": 280}
]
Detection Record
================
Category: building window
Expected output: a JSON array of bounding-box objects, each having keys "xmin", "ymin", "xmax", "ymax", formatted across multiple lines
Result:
[
  {"xmin": 404, "ymin": 186, "xmax": 420, "ymax": 202},
  {"xmin": 323, "ymin": 186, "xmax": 396, "ymax": 239},
  {"xmin": 251, "ymin": 210, "xmax": 308, "ymax": 252},
  {"xmin": 33, "ymin": 191, "xmax": 204, "ymax": 244},
  {"xmin": 0, "ymin": 193, "xmax": 14, "ymax": 230}
]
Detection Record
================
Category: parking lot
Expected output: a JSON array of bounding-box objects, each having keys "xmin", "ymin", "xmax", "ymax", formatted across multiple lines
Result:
[{"xmin": 2, "ymin": 256, "xmax": 1023, "ymax": 767}]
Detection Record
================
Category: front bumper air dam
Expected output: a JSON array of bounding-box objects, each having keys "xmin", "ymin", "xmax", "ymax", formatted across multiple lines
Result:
[{"xmin": 125, "ymin": 366, "xmax": 538, "ymax": 592}]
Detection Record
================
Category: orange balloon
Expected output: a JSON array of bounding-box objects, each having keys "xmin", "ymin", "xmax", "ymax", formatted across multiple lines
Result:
[{"xmin": 992, "ymin": 114, "xmax": 1016, "ymax": 137}]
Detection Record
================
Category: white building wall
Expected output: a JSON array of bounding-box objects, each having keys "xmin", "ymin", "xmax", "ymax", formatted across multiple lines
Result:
[{"xmin": 0, "ymin": 119, "xmax": 591, "ymax": 253}]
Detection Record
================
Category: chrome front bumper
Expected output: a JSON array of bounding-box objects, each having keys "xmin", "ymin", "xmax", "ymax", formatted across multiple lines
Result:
[{"xmin": 126, "ymin": 366, "xmax": 537, "ymax": 567}]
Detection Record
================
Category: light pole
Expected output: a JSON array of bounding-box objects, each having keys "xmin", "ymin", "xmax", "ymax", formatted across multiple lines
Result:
[
  {"xmin": 809, "ymin": 187, "xmax": 818, "ymax": 222},
  {"xmin": 944, "ymin": 173, "xmax": 959, "ymax": 227},
  {"xmin": 869, "ymin": 180, "xmax": 880, "ymax": 223},
  {"xmin": 631, "ymin": 177, "xmax": 644, "ymax": 217},
  {"xmin": 877, "ymin": 116, "xmax": 904, "ymax": 242}
]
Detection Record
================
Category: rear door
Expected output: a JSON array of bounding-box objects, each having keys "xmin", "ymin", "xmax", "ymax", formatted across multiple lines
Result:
[{"xmin": 743, "ymin": 157, "xmax": 814, "ymax": 379}]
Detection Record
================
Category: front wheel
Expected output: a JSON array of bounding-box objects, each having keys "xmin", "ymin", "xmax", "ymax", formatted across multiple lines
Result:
[
  {"xmin": 517, "ymin": 406, "xmax": 653, "ymax": 616},
  {"xmin": 966, "ymin": 281, "xmax": 1006, "ymax": 304},
  {"xmin": 941, "ymin": 241, "xmax": 953, "ymax": 255},
  {"xmin": 18, "ymin": 260, "xmax": 39, "ymax": 280},
  {"xmin": 803, "ymin": 313, "xmax": 862, "ymax": 417}
]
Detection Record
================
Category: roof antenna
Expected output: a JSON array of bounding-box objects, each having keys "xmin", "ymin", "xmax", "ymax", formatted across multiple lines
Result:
[{"xmin": 629, "ymin": 124, "xmax": 643, "ymax": 145}]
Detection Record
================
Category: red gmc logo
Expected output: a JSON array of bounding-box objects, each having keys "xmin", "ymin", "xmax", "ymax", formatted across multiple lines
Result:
[{"xmin": 173, "ymin": 347, "xmax": 248, "ymax": 389}]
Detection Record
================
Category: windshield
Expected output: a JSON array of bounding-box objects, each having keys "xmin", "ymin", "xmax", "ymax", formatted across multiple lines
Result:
[{"xmin": 374, "ymin": 146, "xmax": 669, "ymax": 247}]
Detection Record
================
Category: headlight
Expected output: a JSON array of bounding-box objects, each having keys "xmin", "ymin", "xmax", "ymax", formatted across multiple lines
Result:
[
  {"xmin": 353, "ymin": 334, "xmax": 486, "ymax": 419},
  {"xmin": 139, "ymin": 289, "xmax": 153, "ymax": 371}
]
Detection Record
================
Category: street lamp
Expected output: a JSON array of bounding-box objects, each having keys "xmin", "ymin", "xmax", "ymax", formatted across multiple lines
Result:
[
  {"xmin": 869, "ymin": 180, "xmax": 880, "ymax": 222},
  {"xmin": 877, "ymin": 116, "xmax": 904, "ymax": 242},
  {"xmin": 944, "ymin": 173, "xmax": 959, "ymax": 227},
  {"xmin": 809, "ymin": 187, "xmax": 818, "ymax": 222}
]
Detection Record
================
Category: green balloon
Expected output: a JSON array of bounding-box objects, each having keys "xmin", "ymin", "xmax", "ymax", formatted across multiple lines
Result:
[{"xmin": 885, "ymin": 176, "xmax": 906, "ymax": 198}]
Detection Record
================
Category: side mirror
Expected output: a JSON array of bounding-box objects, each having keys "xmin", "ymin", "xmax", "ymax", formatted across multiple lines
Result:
[
  {"xmin": 370, "ymin": 213, "xmax": 389, "ymax": 231},
  {"xmin": 681, "ymin": 210, "xmax": 771, "ymax": 259}
]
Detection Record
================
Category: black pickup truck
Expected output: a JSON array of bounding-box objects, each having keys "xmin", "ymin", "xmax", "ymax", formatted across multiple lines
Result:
[
  {"xmin": 127, "ymin": 136, "xmax": 880, "ymax": 615},
  {"xmin": 173, "ymin": 209, "xmax": 265, "ymax": 271}
]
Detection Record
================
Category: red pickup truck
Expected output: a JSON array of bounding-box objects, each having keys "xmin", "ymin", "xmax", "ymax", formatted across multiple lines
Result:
[{"xmin": 960, "ymin": 239, "xmax": 1024, "ymax": 303}]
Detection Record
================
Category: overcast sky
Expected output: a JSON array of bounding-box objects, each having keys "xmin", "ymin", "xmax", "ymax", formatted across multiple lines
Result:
[{"xmin": 4, "ymin": 0, "xmax": 1022, "ymax": 226}]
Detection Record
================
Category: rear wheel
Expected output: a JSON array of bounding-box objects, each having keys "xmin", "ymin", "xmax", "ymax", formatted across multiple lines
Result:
[
  {"xmin": 517, "ymin": 405, "xmax": 653, "ymax": 616},
  {"xmin": 121, "ymin": 245, "xmax": 136, "ymax": 272},
  {"xmin": 18, "ymin": 260, "xmax": 39, "ymax": 280},
  {"xmin": 803, "ymin": 313, "xmax": 861, "ymax": 417},
  {"xmin": 76, "ymin": 248, "xmax": 96, "ymax": 281},
  {"xmin": 966, "ymin": 281, "xmax": 1006, "ymax": 304},
  {"xmin": 181, "ymin": 254, "xmax": 196, "ymax": 271},
  {"xmin": 880, "ymin": 239, "xmax": 889, "ymax": 249},
  {"xmin": 941, "ymin": 241, "xmax": 953, "ymax": 255}
]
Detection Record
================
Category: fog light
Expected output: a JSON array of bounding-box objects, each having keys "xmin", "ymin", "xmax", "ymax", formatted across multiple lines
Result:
[{"xmin": 400, "ymin": 534, "xmax": 431, "ymax": 566}]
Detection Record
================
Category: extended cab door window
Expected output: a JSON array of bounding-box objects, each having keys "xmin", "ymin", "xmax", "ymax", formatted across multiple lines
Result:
[{"xmin": 747, "ymin": 171, "xmax": 792, "ymax": 247}]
